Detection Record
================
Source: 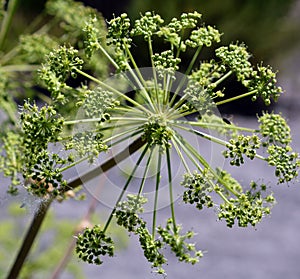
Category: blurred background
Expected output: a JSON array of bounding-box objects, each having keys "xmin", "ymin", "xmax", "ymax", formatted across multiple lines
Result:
[{"xmin": 1, "ymin": 0, "xmax": 300, "ymax": 278}]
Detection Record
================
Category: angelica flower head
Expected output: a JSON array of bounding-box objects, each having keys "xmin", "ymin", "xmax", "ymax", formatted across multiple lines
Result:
[{"xmin": 1, "ymin": 9, "xmax": 298, "ymax": 277}]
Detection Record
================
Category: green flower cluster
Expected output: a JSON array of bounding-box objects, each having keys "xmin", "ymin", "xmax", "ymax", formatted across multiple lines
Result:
[
  {"xmin": 20, "ymin": 102, "xmax": 64, "ymax": 154},
  {"xmin": 25, "ymin": 151, "xmax": 68, "ymax": 197},
  {"xmin": 246, "ymin": 65, "xmax": 282, "ymax": 105},
  {"xmin": 81, "ymin": 87, "xmax": 120, "ymax": 119},
  {"xmin": 223, "ymin": 135, "xmax": 260, "ymax": 166},
  {"xmin": 136, "ymin": 224, "xmax": 166, "ymax": 274},
  {"xmin": 218, "ymin": 184, "xmax": 275, "ymax": 227},
  {"xmin": 215, "ymin": 44, "xmax": 282, "ymax": 105},
  {"xmin": 142, "ymin": 115, "xmax": 173, "ymax": 150},
  {"xmin": 113, "ymin": 195, "xmax": 166, "ymax": 273},
  {"xmin": 152, "ymin": 50, "xmax": 181, "ymax": 77},
  {"xmin": 76, "ymin": 225, "xmax": 114, "ymax": 265},
  {"xmin": 19, "ymin": 34, "xmax": 58, "ymax": 64},
  {"xmin": 132, "ymin": 11, "xmax": 164, "ymax": 40},
  {"xmin": 107, "ymin": 13, "xmax": 132, "ymax": 48},
  {"xmin": 258, "ymin": 112, "xmax": 291, "ymax": 146},
  {"xmin": 258, "ymin": 112, "xmax": 299, "ymax": 183},
  {"xmin": 182, "ymin": 80, "xmax": 215, "ymax": 114},
  {"xmin": 115, "ymin": 194, "xmax": 147, "ymax": 232},
  {"xmin": 186, "ymin": 25, "xmax": 221, "ymax": 48},
  {"xmin": 158, "ymin": 219, "xmax": 203, "ymax": 264},
  {"xmin": 39, "ymin": 46, "xmax": 84, "ymax": 102},
  {"xmin": 215, "ymin": 43, "xmax": 252, "ymax": 81},
  {"xmin": 19, "ymin": 102, "xmax": 70, "ymax": 196},
  {"xmin": 157, "ymin": 12, "xmax": 202, "ymax": 50},
  {"xmin": 190, "ymin": 59, "xmax": 226, "ymax": 90},
  {"xmin": 106, "ymin": 13, "xmax": 133, "ymax": 71},
  {"xmin": 181, "ymin": 171, "xmax": 213, "ymax": 210},
  {"xmin": 83, "ymin": 16, "xmax": 106, "ymax": 58},
  {"xmin": 65, "ymin": 131, "xmax": 107, "ymax": 163},
  {"xmin": 267, "ymin": 145, "xmax": 299, "ymax": 184},
  {"xmin": 0, "ymin": 131, "xmax": 22, "ymax": 194}
]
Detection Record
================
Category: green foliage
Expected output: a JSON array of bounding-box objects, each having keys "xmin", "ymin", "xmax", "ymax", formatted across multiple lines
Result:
[
  {"xmin": 0, "ymin": 203, "xmax": 84, "ymax": 279},
  {"xmin": 19, "ymin": 34, "xmax": 59, "ymax": 64},
  {"xmin": 0, "ymin": 0, "xmax": 108, "ymax": 125}
]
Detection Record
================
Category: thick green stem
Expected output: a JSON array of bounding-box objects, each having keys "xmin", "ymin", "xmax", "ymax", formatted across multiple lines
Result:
[
  {"xmin": 6, "ymin": 137, "xmax": 146, "ymax": 279},
  {"xmin": 0, "ymin": 64, "xmax": 39, "ymax": 72},
  {"xmin": 0, "ymin": 0, "xmax": 19, "ymax": 50},
  {"xmin": 6, "ymin": 198, "xmax": 53, "ymax": 279}
]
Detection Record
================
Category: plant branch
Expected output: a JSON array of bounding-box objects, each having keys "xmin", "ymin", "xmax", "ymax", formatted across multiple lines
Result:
[
  {"xmin": 6, "ymin": 136, "xmax": 146, "ymax": 279},
  {"xmin": 216, "ymin": 90, "xmax": 257, "ymax": 105},
  {"xmin": 6, "ymin": 198, "xmax": 53, "ymax": 279},
  {"xmin": 152, "ymin": 149, "xmax": 162, "ymax": 238},
  {"xmin": 0, "ymin": 0, "xmax": 19, "ymax": 50},
  {"xmin": 0, "ymin": 64, "xmax": 39, "ymax": 72}
]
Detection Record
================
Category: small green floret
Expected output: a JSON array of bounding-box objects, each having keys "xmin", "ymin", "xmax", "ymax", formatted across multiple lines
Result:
[
  {"xmin": 76, "ymin": 225, "xmax": 114, "ymax": 265},
  {"xmin": 158, "ymin": 218, "xmax": 203, "ymax": 264}
]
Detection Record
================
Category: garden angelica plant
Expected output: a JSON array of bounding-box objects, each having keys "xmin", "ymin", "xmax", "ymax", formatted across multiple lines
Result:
[{"xmin": 1, "ymin": 8, "xmax": 299, "ymax": 277}]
